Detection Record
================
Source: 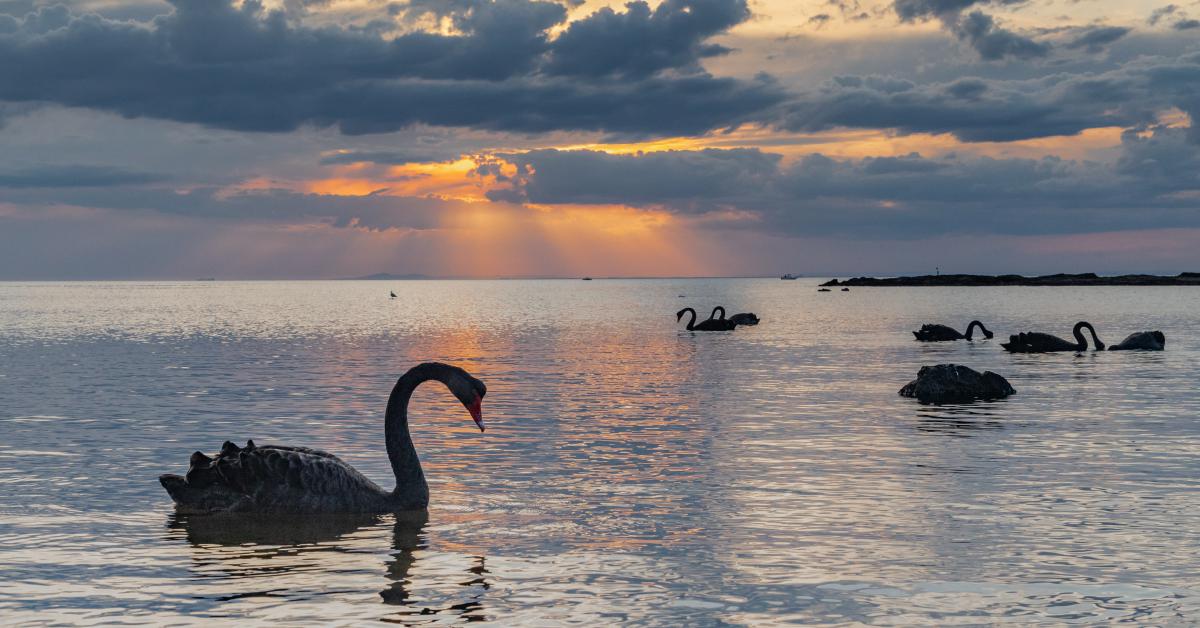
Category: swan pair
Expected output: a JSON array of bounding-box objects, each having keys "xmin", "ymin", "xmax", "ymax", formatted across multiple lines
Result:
[
  {"xmin": 1001, "ymin": 324, "xmax": 1164, "ymax": 352},
  {"xmin": 161, "ymin": 362, "xmax": 484, "ymax": 515},
  {"xmin": 915, "ymin": 320, "xmax": 1163, "ymax": 352},
  {"xmin": 676, "ymin": 306, "xmax": 759, "ymax": 331}
]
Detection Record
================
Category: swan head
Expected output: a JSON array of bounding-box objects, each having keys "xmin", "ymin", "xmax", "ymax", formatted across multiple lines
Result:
[{"xmin": 443, "ymin": 365, "xmax": 487, "ymax": 432}]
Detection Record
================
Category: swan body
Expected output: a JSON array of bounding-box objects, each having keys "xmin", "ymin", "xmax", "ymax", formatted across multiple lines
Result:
[
  {"xmin": 728, "ymin": 313, "xmax": 760, "ymax": 326},
  {"xmin": 1001, "ymin": 322, "xmax": 1104, "ymax": 353},
  {"xmin": 160, "ymin": 362, "xmax": 486, "ymax": 514},
  {"xmin": 707, "ymin": 306, "xmax": 759, "ymax": 326},
  {"xmin": 1109, "ymin": 331, "xmax": 1165, "ymax": 351},
  {"xmin": 677, "ymin": 307, "xmax": 736, "ymax": 331},
  {"xmin": 913, "ymin": 320, "xmax": 994, "ymax": 342}
]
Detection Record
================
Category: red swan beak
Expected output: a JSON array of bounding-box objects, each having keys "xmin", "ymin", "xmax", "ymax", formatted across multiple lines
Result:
[{"xmin": 466, "ymin": 395, "xmax": 484, "ymax": 432}]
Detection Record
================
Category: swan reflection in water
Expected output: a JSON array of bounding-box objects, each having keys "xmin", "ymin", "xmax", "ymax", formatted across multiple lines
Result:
[{"xmin": 167, "ymin": 512, "xmax": 491, "ymax": 621}]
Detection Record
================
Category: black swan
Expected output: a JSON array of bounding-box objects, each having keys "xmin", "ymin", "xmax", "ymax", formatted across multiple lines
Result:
[
  {"xmin": 708, "ymin": 306, "xmax": 759, "ymax": 326},
  {"xmin": 390, "ymin": 291, "xmax": 397, "ymax": 298},
  {"xmin": 160, "ymin": 362, "xmax": 486, "ymax": 514},
  {"xmin": 913, "ymin": 321, "xmax": 994, "ymax": 342},
  {"xmin": 1108, "ymin": 330, "xmax": 1165, "ymax": 351},
  {"xmin": 1001, "ymin": 322, "xmax": 1105, "ymax": 353},
  {"xmin": 677, "ymin": 308, "xmax": 737, "ymax": 331}
]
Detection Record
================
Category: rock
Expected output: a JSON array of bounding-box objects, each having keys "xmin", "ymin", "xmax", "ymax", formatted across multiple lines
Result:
[{"xmin": 899, "ymin": 364, "xmax": 1015, "ymax": 403}]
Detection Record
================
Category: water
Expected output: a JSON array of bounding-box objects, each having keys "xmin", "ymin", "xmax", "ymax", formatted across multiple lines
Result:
[{"xmin": 2, "ymin": 279, "xmax": 1199, "ymax": 625}]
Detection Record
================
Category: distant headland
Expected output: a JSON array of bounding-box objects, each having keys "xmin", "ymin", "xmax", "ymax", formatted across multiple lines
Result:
[{"xmin": 821, "ymin": 273, "xmax": 1200, "ymax": 287}]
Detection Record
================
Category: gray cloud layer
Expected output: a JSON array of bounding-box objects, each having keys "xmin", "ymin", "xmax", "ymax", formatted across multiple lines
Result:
[
  {"xmin": 780, "ymin": 52, "xmax": 1200, "ymax": 142},
  {"xmin": 487, "ymin": 126, "xmax": 1200, "ymax": 237},
  {"xmin": 0, "ymin": 0, "xmax": 780, "ymax": 136}
]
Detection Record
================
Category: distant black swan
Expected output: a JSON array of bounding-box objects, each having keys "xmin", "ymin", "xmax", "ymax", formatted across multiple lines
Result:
[
  {"xmin": 1109, "ymin": 331, "xmax": 1165, "ymax": 351},
  {"xmin": 160, "ymin": 362, "xmax": 487, "ymax": 514},
  {"xmin": 708, "ymin": 306, "xmax": 760, "ymax": 326},
  {"xmin": 1001, "ymin": 322, "xmax": 1105, "ymax": 352},
  {"xmin": 677, "ymin": 307, "xmax": 737, "ymax": 331},
  {"xmin": 913, "ymin": 321, "xmax": 994, "ymax": 342}
]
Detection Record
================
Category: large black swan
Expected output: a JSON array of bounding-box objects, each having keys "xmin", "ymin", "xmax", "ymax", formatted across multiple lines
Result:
[
  {"xmin": 160, "ymin": 362, "xmax": 486, "ymax": 514},
  {"xmin": 708, "ymin": 306, "xmax": 760, "ymax": 326},
  {"xmin": 1001, "ymin": 322, "xmax": 1105, "ymax": 353},
  {"xmin": 677, "ymin": 308, "xmax": 737, "ymax": 331},
  {"xmin": 1109, "ymin": 331, "xmax": 1165, "ymax": 351},
  {"xmin": 913, "ymin": 321, "xmax": 994, "ymax": 342}
]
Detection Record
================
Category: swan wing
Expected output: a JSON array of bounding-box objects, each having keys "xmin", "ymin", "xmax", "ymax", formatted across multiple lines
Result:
[{"xmin": 166, "ymin": 441, "xmax": 387, "ymax": 513}]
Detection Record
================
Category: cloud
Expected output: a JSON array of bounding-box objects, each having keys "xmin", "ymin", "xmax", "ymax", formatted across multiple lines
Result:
[
  {"xmin": 891, "ymin": 0, "xmax": 1050, "ymax": 61},
  {"xmin": 3, "ymin": 183, "xmax": 468, "ymax": 232},
  {"xmin": 1176, "ymin": 19, "xmax": 1200, "ymax": 30},
  {"xmin": 484, "ymin": 136, "xmax": 1200, "ymax": 238},
  {"xmin": 318, "ymin": 150, "xmax": 462, "ymax": 165},
  {"xmin": 1148, "ymin": 5, "xmax": 1179, "ymax": 26},
  {"xmin": 485, "ymin": 148, "xmax": 780, "ymax": 207},
  {"xmin": 544, "ymin": 0, "xmax": 750, "ymax": 78},
  {"xmin": 0, "ymin": 0, "xmax": 779, "ymax": 137},
  {"xmin": 1065, "ymin": 26, "xmax": 1131, "ymax": 53},
  {"xmin": 778, "ymin": 52, "xmax": 1200, "ymax": 142},
  {"xmin": 951, "ymin": 11, "xmax": 1050, "ymax": 60},
  {"xmin": 0, "ymin": 164, "xmax": 167, "ymax": 188}
]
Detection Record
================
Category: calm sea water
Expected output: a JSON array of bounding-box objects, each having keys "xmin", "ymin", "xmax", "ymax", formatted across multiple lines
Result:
[{"xmin": 2, "ymin": 279, "xmax": 1199, "ymax": 625}]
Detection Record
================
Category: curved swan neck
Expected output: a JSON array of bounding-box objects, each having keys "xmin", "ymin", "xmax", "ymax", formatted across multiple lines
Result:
[
  {"xmin": 965, "ymin": 320, "xmax": 990, "ymax": 340},
  {"xmin": 678, "ymin": 308, "xmax": 697, "ymax": 330},
  {"xmin": 710, "ymin": 306, "xmax": 726, "ymax": 320},
  {"xmin": 385, "ymin": 364, "xmax": 451, "ymax": 507},
  {"xmin": 1073, "ymin": 322, "xmax": 1103, "ymax": 350}
]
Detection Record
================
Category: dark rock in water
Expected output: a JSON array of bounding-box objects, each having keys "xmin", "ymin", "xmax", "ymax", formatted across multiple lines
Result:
[{"xmin": 899, "ymin": 364, "xmax": 1015, "ymax": 403}]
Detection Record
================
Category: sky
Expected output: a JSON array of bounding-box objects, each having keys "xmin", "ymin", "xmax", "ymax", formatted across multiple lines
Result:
[{"xmin": 0, "ymin": 0, "xmax": 1197, "ymax": 279}]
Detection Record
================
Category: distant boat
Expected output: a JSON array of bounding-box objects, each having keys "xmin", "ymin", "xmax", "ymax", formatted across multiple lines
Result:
[
  {"xmin": 818, "ymin": 288, "xmax": 831, "ymax": 292},
  {"xmin": 780, "ymin": 273, "xmax": 799, "ymax": 280},
  {"xmin": 841, "ymin": 287, "xmax": 849, "ymax": 292},
  {"xmin": 581, "ymin": 277, "xmax": 593, "ymax": 281},
  {"xmin": 390, "ymin": 291, "xmax": 397, "ymax": 298}
]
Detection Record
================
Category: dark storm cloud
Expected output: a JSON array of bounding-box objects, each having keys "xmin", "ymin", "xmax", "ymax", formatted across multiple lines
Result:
[
  {"xmin": 543, "ymin": 0, "xmax": 748, "ymax": 78},
  {"xmin": 1177, "ymin": 19, "xmax": 1200, "ymax": 30},
  {"xmin": 779, "ymin": 52, "xmax": 1200, "ymax": 142},
  {"xmin": 1065, "ymin": 26, "xmax": 1131, "ymax": 53},
  {"xmin": 892, "ymin": 0, "xmax": 1049, "ymax": 61},
  {"xmin": 951, "ymin": 11, "xmax": 1049, "ymax": 60},
  {"xmin": 486, "ymin": 132, "xmax": 1200, "ymax": 237},
  {"xmin": 0, "ymin": 164, "xmax": 167, "ymax": 187},
  {"xmin": 0, "ymin": 0, "xmax": 778, "ymax": 136}
]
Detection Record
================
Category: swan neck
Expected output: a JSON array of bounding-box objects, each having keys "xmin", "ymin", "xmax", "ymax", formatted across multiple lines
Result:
[
  {"xmin": 1073, "ymin": 322, "xmax": 1102, "ymax": 350},
  {"xmin": 384, "ymin": 366, "xmax": 436, "ymax": 508},
  {"xmin": 680, "ymin": 308, "xmax": 697, "ymax": 330}
]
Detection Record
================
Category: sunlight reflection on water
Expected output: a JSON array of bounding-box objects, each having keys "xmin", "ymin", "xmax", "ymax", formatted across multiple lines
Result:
[{"xmin": 2, "ymin": 279, "xmax": 1200, "ymax": 625}]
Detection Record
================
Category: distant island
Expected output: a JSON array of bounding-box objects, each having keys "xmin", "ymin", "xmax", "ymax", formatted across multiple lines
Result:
[
  {"xmin": 345, "ymin": 273, "xmax": 433, "ymax": 280},
  {"xmin": 821, "ymin": 272, "xmax": 1200, "ymax": 287}
]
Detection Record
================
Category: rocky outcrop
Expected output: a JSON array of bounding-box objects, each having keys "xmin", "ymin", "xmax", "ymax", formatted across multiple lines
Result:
[
  {"xmin": 899, "ymin": 364, "xmax": 1015, "ymax": 403},
  {"xmin": 822, "ymin": 273, "xmax": 1200, "ymax": 287}
]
